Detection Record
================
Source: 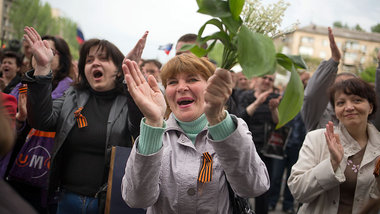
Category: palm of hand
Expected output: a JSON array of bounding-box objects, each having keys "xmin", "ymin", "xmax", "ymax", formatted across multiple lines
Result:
[
  {"xmin": 325, "ymin": 122, "xmax": 344, "ymax": 167},
  {"xmin": 133, "ymin": 78, "xmax": 166, "ymax": 122},
  {"xmin": 32, "ymin": 41, "xmax": 53, "ymax": 67}
]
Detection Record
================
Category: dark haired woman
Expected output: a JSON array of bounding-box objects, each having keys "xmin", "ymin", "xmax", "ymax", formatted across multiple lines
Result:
[
  {"xmin": 288, "ymin": 78, "xmax": 380, "ymax": 213},
  {"xmin": 23, "ymin": 26, "xmax": 145, "ymax": 214}
]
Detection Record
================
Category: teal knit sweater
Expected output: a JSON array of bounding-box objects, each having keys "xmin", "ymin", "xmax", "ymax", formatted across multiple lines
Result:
[{"xmin": 138, "ymin": 111, "xmax": 236, "ymax": 155}]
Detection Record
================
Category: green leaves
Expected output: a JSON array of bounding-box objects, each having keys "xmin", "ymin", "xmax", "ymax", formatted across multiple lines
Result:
[
  {"xmin": 238, "ymin": 25, "xmax": 276, "ymax": 79},
  {"xmin": 193, "ymin": 0, "xmax": 306, "ymax": 129},
  {"xmin": 276, "ymin": 64, "xmax": 304, "ymax": 129},
  {"xmin": 229, "ymin": 0, "xmax": 245, "ymax": 20},
  {"xmin": 277, "ymin": 54, "xmax": 308, "ymax": 71},
  {"xmin": 196, "ymin": 0, "xmax": 231, "ymax": 17}
]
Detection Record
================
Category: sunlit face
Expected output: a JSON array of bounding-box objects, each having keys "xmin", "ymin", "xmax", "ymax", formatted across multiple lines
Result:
[
  {"xmin": 142, "ymin": 62, "xmax": 161, "ymax": 82},
  {"xmin": 256, "ymin": 74, "xmax": 275, "ymax": 92},
  {"xmin": 175, "ymin": 41, "xmax": 195, "ymax": 55},
  {"xmin": 165, "ymin": 72, "xmax": 207, "ymax": 122},
  {"xmin": 84, "ymin": 45, "xmax": 118, "ymax": 92},
  {"xmin": 334, "ymin": 91, "xmax": 373, "ymax": 129},
  {"xmin": 1, "ymin": 57, "xmax": 20, "ymax": 79}
]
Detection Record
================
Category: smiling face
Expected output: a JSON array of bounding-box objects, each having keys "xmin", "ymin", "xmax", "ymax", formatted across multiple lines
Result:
[
  {"xmin": 165, "ymin": 72, "xmax": 207, "ymax": 122},
  {"xmin": 84, "ymin": 45, "xmax": 118, "ymax": 92},
  {"xmin": 256, "ymin": 74, "xmax": 275, "ymax": 92},
  {"xmin": 334, "ymin": 91, "xmax": 373, "ymax": 129}
]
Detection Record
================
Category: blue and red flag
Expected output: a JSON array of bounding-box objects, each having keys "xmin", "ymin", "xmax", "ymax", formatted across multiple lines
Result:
[
  {"xmin": 76, "ymin": 28, "xmax": 85, "ymax": 45},
  {"xmin": 158, "ymin": 43, "xmax": 173, "ymax": 55}
]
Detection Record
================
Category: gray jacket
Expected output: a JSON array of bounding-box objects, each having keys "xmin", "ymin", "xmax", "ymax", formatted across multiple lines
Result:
[
  {"xmin": 302, "ymin": 58, "xmax": 339, "ymax": 131},
  {"xmin": 302, "ymin": 59, "xmax": 380, "ymax": 132},
  {"xmin": 24, "ymin": 70, "xmax": 142, "ymax": 196},
  {"xmin": 122, "ymin": 114, "xmax": 269, "ymax": 214}
]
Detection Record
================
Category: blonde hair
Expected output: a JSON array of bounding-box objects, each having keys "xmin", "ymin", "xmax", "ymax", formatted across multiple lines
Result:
[{"xmin": 160, "ymin": 53, "xmax": 215, "ymax": 88}]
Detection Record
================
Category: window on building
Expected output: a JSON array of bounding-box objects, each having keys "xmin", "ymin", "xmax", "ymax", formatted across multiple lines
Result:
[
  {"xmin": 299, "ymin": 46, "xmax": 314, "ymax": 56},
  {"xmin": 345, "ymin": 41, "xmax": 360, "ymax": 50},
  {"xmin": 301, "ymin": 36, "xmax": 314, "ymax": 44},
  {"xmin": 337, "ymin": 42, "xmax": 342, "ymax": 49},
  {"xmin": 322, "ymin": 39, "xmax": 328, "ymax": 46},
  {"xmin": 319, "ymin": 51, "xmax": 326, "ymax": 59},
  {"xmin": 360, "ymin": 56, "xmax": 366, "ymax": 64},
  {"xmin": 344, "ymin": 52, "xmax": 358, "ymax": 64},
  {"xmin": 361, "ymin": 45, "xmax": 366, "ymax": 53}
]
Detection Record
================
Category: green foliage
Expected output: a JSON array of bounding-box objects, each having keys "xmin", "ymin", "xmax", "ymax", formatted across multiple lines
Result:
[
  {"xmin": 9, "ymin": 0, "xmax": 80, "ymax": 59},
  {"xmin": 193, "ymin": 0, "xmax": 306, "ymax": 128},
  {"xmin": 229, "ymin": 0, "xmax": 245, "ymax": 20},
  {"xmin": 238, "ymin": 25, "xmax": 276, "ymax": 78},
  {"xmin": 208, "ymin": 42, "xmax": 223, "ymax": 66},
  {"xmin": 276, "ymin": 64, "xmax": 304, "ymax": 129},
  {"xmin": 333, "ymin": 21, "xmax": 350, "ymax": 29},
  {"xmin": 242, "ymin": 0, "xmax": 290, "ymax": 38},
  {"xmin": 354, "ymin": 24, "xmax": 364, "ymax": 32},
  {"xmin": 333, "ymin": 21, "xmax": 343, "ymax": 28},
  {"xmin": 360, "ymin": 66, "xmax": 376, "ymax": 83},
  {"xmin": 371, "ymin": 23, "xmax": 380, "ymax": 33}
]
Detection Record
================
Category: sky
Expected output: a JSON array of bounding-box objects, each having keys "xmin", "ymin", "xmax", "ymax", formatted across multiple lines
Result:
[{"xmin": 40, "ymin": 0, "xmax": 380, "ymax": 64}]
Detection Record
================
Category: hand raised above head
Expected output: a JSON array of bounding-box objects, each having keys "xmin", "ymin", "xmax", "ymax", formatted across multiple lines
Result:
[
  {"xmin": 125, "ymin": 31, "xmax": 148, "ymax": 64},
  {"xmin": 204, "ymin": 68, "xmax": 234, "ymax": 125},
  {"xmin": 122, "ymin": 59, "xmax": 166, "ymax": 127},
  {"xmin": 328, "ymin": 27, "xmax": 341, "ymax": 63},
  {"xmin": 23, "ymin": 26, "xmax": 53, "ymax": 76}
]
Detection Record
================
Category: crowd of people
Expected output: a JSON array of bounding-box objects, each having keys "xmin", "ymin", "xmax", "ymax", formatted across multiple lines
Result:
[{"xmin": 0, "ymin": 25, "xmax": 379, "ymax": 214}]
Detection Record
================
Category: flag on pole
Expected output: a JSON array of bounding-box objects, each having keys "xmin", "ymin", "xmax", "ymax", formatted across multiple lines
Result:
[
  {"xmin": 158, "ymin": 43, "xmax": 173, "ymax": 55},
  {"xmin": 76, "ymin": 28, "xmax": 85, "ymax": 44}
]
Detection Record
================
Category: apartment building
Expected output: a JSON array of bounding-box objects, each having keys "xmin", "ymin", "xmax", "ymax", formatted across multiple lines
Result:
[
  {"xmin": 274, "ymin": 24, "xmax": 380, "ymax": 73},
  {"xmin": 0, "ymin": 0, "xmax": 13, "ymax": 47}
]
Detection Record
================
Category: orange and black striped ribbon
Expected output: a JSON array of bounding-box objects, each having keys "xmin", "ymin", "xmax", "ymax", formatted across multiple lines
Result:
[
  {"xmin": 198, "ymin": 152, "xmax": 213, "ymax": 183},
  {"xmin": 19, "ymin": 85, "xmax": 27, "ymax": 95},
  {"xmin": 74, "ymin": 107, "xmax": 88, "ymax": 128}
]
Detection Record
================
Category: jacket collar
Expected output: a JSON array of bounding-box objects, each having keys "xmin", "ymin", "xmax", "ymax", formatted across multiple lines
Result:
[{"xmin": 338, "ymin": 122, "xmax": 380, "ymax": 166}]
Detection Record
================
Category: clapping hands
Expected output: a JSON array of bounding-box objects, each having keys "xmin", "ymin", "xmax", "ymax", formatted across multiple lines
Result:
[{"xmin": 324, "ymin": 121, "xmax": 344, "ymax": 171}]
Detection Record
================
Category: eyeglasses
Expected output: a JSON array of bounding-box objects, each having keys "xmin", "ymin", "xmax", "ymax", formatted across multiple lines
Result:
[{"xmin": 262, "ymin": 76, "xmax": 274, "ymax": 82}]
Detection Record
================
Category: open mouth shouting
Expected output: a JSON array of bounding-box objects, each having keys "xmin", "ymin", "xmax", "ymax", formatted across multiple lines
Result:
[
  {"xmin": 177, "ymin": 97, "xmax": 195, "ymax": 108},
  {"xmin": 93, "ymin": 70, "xmax": 104, "ymax": 81}
]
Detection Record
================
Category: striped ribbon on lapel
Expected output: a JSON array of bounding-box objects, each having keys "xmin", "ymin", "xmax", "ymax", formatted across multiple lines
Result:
[
  {"xmin": 198, "ymin": 152, "xmax": 213, "ymax": 183},
  {"xmin": 74, "ymin": 107, "xmax": 88, "ymax": 128},
  {"xmin": 19, "ymin": 85, "xmax": 27, "ymax": 94}
]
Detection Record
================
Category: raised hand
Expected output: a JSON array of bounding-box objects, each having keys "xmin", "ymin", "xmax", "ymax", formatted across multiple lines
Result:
[
  {"xmin": 324, "ymin": 121, "xmax": 344, "ymax": 171},
  {"xmin": 125, "ymin": 31, "xmax": 148, "ymax": 63},
  {"xmin": 23, "ymin": 26, "xmax": 53, "ymax": 76},
  {"xmin": 328, "ymin": 27, "xmax": 341, "ymax": 63},
  {"xmin": 204, "ymin": 68, "xmax": 234, "ymax": 125},
  {"xmin": 122, "ymin": 59, "xmax": 166, "ymax": 127}
]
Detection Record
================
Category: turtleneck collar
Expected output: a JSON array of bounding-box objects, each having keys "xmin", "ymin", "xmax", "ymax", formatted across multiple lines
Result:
[
  {"xmin": 88, "ymin": 87, "xmax": 118, "ymax": 99},
  {"xmin": 174, "ymin": 113, "xmax": 207, "ymax": 135}
]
